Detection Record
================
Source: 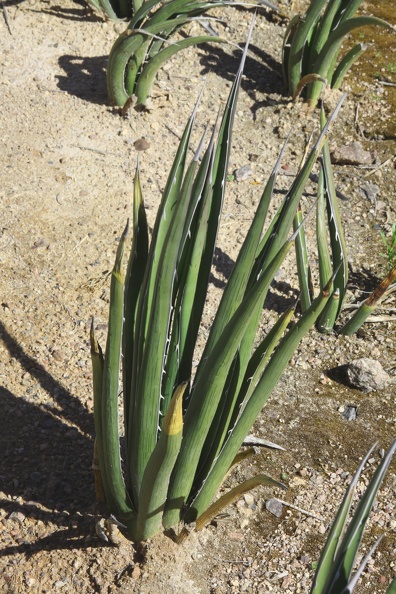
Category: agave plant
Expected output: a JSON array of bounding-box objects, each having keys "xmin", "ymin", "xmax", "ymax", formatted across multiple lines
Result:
[
  {"xmin": 84, "ymin": 0, "xmax": 215, "ymax": 21},
  {"xmin": 91, "ymin": 39, "xmax": 344, "ymax": 542},
  {"xmin": 105, "ymin": 0, "xmax": 282, "ymax": 108},
  {"xmin": 106, "ymin": 0, "xmax": 229, "ymax": 108},
  {"xmin": 282, "ymin": 0, "xmax": 392, "ymax": 109},
  {"xmin": 86, "ymin": 0, "xmax": 278, "ymax": 22},
  {"xmin": 292, "ymin": 107, "xmax": 347, "ymax": 333},
  {"xmin": 292, "ymin": 107, "xmax": 396, "ymax": 334},
  {"xmin": 311, "ymin": 439, "xmax": 396, "ymax": 594}
]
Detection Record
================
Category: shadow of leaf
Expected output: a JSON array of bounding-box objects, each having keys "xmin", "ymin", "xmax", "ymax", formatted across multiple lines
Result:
[
  {"xmin": 0, "ymin": 323, "xmax": 105, "ymax": 556},
  {"xmin": 198, "ymin": 42, "xmax": 287, "ymax": 118},
  {"xmin": 31, "ymin": 0, "xmax": 103, "ymax": 22},
  {"xmin": 57, "ymin": 55, "xmax": 108, "ymax": 105}
]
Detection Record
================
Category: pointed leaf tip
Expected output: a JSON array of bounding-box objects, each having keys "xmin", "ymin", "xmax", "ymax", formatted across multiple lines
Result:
[
  {"xmin": 163, "ymin": 382, "xmax": 187, "ymax": 436},
  {"xmin": 123, "ymin": 218, "xmax": 130, "ymax": 238},
  {"xmin": 238, "ymin": 14, "xmax": 256, "ymax": 75}
]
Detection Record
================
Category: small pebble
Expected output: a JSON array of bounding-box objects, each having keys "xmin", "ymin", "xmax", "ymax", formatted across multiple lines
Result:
[
  {"xmin": 52, "ymin": 350, "xmax": 64, "ymax": 361},
  {"xmin": 243, "ymin": 493, "xmax": 255, "ymax": 506},
  {"xmin": 234, "ymin": 164, "xmax": 253, "ymax": 182},
  {"xmin": 9, "ymin": 511, "xmax": 25, "ymax": 524},
  {"xmin": 359, "ymin": 182, "xmax": 380, "ymax": 203},
  {"xmin": 265, "ymin": 498, "xmax": 283, "ymax": 518},
  {"xmin": 340, "ymin": 405, "xmax": 357, "ymax": 421},
  {"xmin": 134, "ymin": 138, "xmax": 150, "ymax": 151}
]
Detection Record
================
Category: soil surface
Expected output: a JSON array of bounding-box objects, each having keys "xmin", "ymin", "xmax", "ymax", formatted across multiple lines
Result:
[{"xmin": 0, "ymin": 1, "xmax": 395, "ymax": 593}]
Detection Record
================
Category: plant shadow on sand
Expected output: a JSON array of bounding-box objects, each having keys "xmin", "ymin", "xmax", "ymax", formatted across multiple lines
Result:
[
  {"xmin": 211, "ymin": 247, "xmax": 299, "ymax": 313},
  {"xmin": 30, "ymin": 0, "xmax": 103, "ymax": 23},
  {"xmin": 54, "ymin": 42, "xmax": 285, "ymax": 110},
  {"xmin": 198, "ymin": 42, "xmax": 287, "ymax": 118},
  {"xmin": 0, "ymin": 322, "xmax": 108, "ymax": 557},
  {"xmin": 57, "ymin": 55, "xmax": 108, "ymax": 105},
  {"xmin": 54, "ymin": 15, "xmax": 287, "ymax": 110}
]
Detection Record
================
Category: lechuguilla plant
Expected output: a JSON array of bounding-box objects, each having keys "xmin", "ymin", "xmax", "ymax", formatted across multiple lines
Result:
[{"xmin": 91, "ymin": 40, "xmax": 344, "ymax": 542}]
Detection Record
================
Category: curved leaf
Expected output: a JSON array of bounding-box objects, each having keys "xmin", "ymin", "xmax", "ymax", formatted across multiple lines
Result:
[{"xmin": 135, "ymin": 35, "xmax": 224, "ymax": 106}]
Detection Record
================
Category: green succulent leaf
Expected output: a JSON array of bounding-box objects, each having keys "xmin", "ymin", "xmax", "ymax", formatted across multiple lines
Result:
[
  {"xmin": 195, "ymin": 473, "xmax": 287, "ymax": 530},
  {"xmin": 316, "ymin": 107, "xmax": 347, "ymax": 333},
  {"xmin": 340, "ymin": 266, "xmax": 396, "ymax": 335},
  {"xmin": 331, "ymin": 43, "xmax": 366, "ymax": 89},
  {"xmin": 97, "ymin": 223, "xmax": 136, "ymax": 520},
  {"xmin": 136, "ymin": 383, "xmax": 186, "ymax": 541},
  {"xmin": 134, "ymin": 35, "xmax": 224, "ymax": 107},
  {"xmin": 286, "ymin": 0, "xmax": 328, "ymax": 95},
  {"xmin": 386, "ymin": 578, "xmax": 396, "ymax": 594},
  {"xmin": 311, "ymin": 439, "xmax": 396, "ymax": 594}
]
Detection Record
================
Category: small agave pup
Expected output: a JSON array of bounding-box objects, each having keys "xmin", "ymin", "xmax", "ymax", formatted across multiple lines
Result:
[
  {"xmin": 91, "ymin": 38, "xmax": 345, "ymax": 542},
  {"xmin": 291, "ymin": 107, "xmax": 396, "ymax": 334},
  {"xmin": 311, "ymin": 439, "xmax": 396, "ymax": 594},
  {"xmin": 106, "ymin": 0, "xmax": 225, "ymax": 108}
]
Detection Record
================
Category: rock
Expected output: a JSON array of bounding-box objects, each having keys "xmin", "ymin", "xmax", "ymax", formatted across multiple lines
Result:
[
  {"xmin": 359, "ymin": 182, "xmax": 380, "ymax": 203},
  {"xmin": 52, "ymin": 349, "xmax": 64, "ymax": 361},
  {"xmin": 9, "ymin": 511, "xmax": 26, "ymax": 524},
  {"xmin": 331, "ymin": 141, "xmax": 373, "ymax": 166},
  {"xmin": 346, "ymin": 358, "xmax": 391, "ymax": 393},
  {"xmin": 265, "ymin": 498, "xmax": 283, "ymax": 517},
  {"xmin": 281, "ymin": 575, "xmax": 292, "ymax": 589},
  {"xmin": 339, "ymin": 405, "xmax": 357, "ymax": 421},
  {"xmin": 131, "ymin": 565, "xmax": 141, "ymax": 579},
  {"xmin": 134, "ymin": 138, "xmax": 150, "ymax": 151},
  {"xmin": 234, "ymin": 164, "xmax": 253, "ymax": 182},
  {"xmin": 243, "ymin": 493, "xmax": 255, "ymax": 506}
]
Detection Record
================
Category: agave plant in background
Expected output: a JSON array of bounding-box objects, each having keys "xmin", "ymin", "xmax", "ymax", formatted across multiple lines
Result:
[
  {"xmin": 311, "ymin": 439, "xmax": 396, "ymax": 594},
  {"xmin": 90, "ymin": 39, "xmax": 344, "ymax": 542},
  {"xmin": 282, "ymin": 0, "xmax": 392, "ymax": 109},
  {"xmin": 86, "ymin": 0, "xmax": 279, "ymax": 21},
  {"xmin": 85, "ymin": 0, "xmax": 134, "ymax": 20},
  {"xmin": 105, "ymin": 0, "xmax": 279, "ymax": 108},
  {"xmin": 106, "ymin": 0, "xmax": 230, "ymax": 108}
]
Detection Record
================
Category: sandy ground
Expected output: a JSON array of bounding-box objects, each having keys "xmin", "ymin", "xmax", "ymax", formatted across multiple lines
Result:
[{"xmin": 0, "ymin": 0, "xmax": 395, "ymax": 592}]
